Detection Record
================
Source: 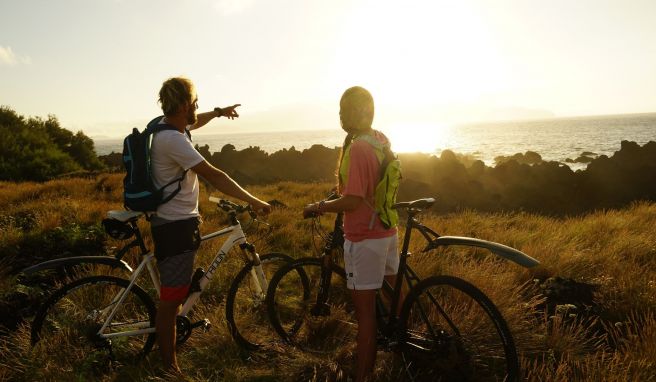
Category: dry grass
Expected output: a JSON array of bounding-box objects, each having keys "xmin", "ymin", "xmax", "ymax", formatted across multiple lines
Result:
[{"xmin": 1, "ymin": 174, "xmax": 655, "ymax": 381}]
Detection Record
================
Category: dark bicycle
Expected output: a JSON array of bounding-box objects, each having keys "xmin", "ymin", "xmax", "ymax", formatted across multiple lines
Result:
[{"xmin": 265, "ymin": 196, "xmax": 539, "ymax": 381}]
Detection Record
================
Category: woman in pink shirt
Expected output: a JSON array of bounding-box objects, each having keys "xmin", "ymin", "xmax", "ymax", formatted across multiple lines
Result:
[{"xmin": 304, "ymin": 86, "xmax": 399, "ymax": 382}]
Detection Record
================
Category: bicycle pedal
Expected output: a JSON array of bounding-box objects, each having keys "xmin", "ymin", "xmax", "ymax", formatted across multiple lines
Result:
[
  {"xmin": 191, "ymin": 318, "xmax": 212, "ymax": 331},
  {"xmin": 310, "ymin": 303, "xmax": 331, "ymax": 316}
]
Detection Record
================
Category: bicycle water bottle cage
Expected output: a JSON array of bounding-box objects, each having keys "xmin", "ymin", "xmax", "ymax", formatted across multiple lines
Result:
[
  {"xmin": 101, "ymin": 218, "xmax": 136, "ymax": 240},
  {"xmin": 310, "ymin": 302, "xmax": 331, "ymax": 317},
  {"xmin": 187, "ymin": 267, "xmax": 205, "ymax": 296}
]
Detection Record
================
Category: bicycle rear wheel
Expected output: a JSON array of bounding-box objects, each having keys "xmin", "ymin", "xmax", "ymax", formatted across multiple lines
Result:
[
  {"xmin": 31, "ymin": 275, "xmax": 156, "ymax": 368},
  {"xmin": 225, "ymin": 252, "xmax": 293, "ymax": 350},
  {"xmin": 398, "ymin": 275, "xmax": 519, "ymax": 382},
  {"xmin": 265, "ymin": 256, "xmax": 357, "ymax": 354}
]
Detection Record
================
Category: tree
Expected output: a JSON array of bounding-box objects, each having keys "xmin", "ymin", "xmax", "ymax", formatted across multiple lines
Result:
[{"xmin": 0, "ymin": 106, "xmax": 105, "ymax": 181}]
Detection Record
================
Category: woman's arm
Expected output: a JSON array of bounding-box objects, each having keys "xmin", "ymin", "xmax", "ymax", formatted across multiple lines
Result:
[{"xmin": 303, "ymin": 194, "xmax": 362, "ymax": 218}]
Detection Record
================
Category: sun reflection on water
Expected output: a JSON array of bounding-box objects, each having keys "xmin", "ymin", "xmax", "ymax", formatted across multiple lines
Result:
[{"xmin": 383, "ymin": 123, "xmax": 451, "ymax": 154}]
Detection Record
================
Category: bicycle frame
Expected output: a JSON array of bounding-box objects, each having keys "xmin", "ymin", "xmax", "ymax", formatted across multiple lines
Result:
[
  {"xmin": 315, "ymin": 212, "xmax": 344, "ymax": 312},
  {"xmin": 383, "ymin": 202, "xmax": 539, "ymax": 326},
  {"xmin": 97, "ymin": 216, "xmax": 267, "ymax": 340}
]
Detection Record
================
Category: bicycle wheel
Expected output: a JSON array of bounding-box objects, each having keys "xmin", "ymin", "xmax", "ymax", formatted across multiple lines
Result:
[
  {"xmin": 225, "ymin": 252, "xmax": 293, "ymax": 350},
  {"xmin": 31, "ymin": 275, "xmax": 156, "ymax": 367},
  {"xmin": 398, "ymin": 275, "xmax": 519, "ymax": 382},
  {"xmin": 266, "ymin": 256, "xmax": 357, "ymax": 354}
]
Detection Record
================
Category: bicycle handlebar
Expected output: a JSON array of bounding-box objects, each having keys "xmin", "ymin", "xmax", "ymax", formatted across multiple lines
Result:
[
  {"xmin": 208, "ymin": 196, "xmax": 256, "ymax": 219},
  {"xmin": 304, "ymin": 191, "xmax": 341, "ymax": 219}
]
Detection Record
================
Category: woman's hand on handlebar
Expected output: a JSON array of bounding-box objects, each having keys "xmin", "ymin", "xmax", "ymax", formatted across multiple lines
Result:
[
  {"xmin": 303, "ymin": 203, "xmax": 317, "ymax": 219},
  {"xmin": 303, "ymin": 202, "xmax": 323, "ymax": 219},
  {"xmin": 304, "ymin": 191, "xmax": 342, "ymax": 218}
]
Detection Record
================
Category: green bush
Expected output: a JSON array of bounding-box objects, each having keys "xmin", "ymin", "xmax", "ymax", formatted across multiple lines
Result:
[{"xmin": 0, "ymin": 106, "xmax": 105, "ymax": 181}]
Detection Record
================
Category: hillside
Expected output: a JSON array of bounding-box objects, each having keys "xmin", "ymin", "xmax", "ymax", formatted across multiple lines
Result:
[{"xmin": 1, "ymin": 175, "xmax": 655, "ymax": 381}]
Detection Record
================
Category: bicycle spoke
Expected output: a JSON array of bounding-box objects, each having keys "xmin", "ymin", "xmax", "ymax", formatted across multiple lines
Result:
[
  {"xmin": 399, "ymin": 276, "xmax": 518, "ymax": 382},
  {"xmin": 31, "ymin": 276, "xmax": 156, "ymax": 373},
  {"xmin": 268, "ymin": 258, "xmax": 356, "ymax": 354},
  {"xmin": 226, "ymin": 252, "xmax": 292, "ymax": 350}
]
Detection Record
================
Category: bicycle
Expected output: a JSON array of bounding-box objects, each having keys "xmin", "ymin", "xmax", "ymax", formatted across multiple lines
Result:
[
  {"xmin": 265, "ymin": 197, "xmax": 540, "ymax": 381},
  {"xmin": 29, "ymin": 197, "xmax": 292, "ymax": 368}
]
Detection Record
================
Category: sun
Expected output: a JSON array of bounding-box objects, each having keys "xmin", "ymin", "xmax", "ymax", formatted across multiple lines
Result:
[{"xmin": 328, "ymin": 0, "xmax": 508, "ymax": 154}]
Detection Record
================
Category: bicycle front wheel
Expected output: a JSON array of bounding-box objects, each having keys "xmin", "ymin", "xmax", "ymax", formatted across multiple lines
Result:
[
  {"xmin": 31, "ymin": 275, "xmax": 156, "ymax": 368},
  {"xmin": 398, "ymin": 275, "xmax": 519, "ymax": 382},
  {"xmin": 266, "ymin": 257, "xmax": 357, "ymax": 354},
  {"xmin": 225, "ymin": 252, "xmax": 293, "ymax": 350}
]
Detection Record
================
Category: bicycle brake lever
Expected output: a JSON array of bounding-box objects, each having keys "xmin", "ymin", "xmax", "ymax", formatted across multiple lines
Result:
[{"xmin": 253, "ymin": 218, "xmax": 270, "ymax": 227}]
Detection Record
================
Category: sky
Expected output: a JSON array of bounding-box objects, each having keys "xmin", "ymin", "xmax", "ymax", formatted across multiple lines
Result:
[{"xmin": 1, "ymin": 0, "xmax": 655, "ymax": 139}]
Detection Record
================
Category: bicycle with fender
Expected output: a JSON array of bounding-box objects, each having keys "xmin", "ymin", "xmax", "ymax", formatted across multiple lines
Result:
[
  {"xmin": 29, "ymin": 197, "xmax": 291, "ymax": 368},
  {"xmin": 265, "ymin": 197, "xmax": 540, "ymax": 381}
]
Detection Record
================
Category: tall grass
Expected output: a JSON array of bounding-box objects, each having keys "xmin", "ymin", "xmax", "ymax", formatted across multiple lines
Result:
[{"xmin": 1, "ymin": 174, "xmax": 655, "ymax": 381}]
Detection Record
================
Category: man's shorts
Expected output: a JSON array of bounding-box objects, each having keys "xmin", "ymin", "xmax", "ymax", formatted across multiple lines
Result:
[
  {"xmin": 151, "ymin": 217, "xmax": 201, "ymax": 301},
  {"xmin": 343, "ymin": 234, "xmax": 399, "ymax": 290}
]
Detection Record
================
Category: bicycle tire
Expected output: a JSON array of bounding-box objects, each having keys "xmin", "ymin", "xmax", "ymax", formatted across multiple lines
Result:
[
  {"xmin": 225, "ymin": 252, "xmax": 293, "ymax": 350},
  {"xmin": 31, "ymin": 275, "xmax": 157, "ymax": 367},
  {"xmin": 398, "ymin": 275, "xmax": 519, "ymax": 382},
  {"xmin": 265, "ymin": 256, "xmax": 358, "ymax": 354}
]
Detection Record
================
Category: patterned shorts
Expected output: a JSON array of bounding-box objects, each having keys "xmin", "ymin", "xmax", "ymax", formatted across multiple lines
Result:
[{"xmin": 151, "ymin": 217, "xmax": 201, "ymax": 301}]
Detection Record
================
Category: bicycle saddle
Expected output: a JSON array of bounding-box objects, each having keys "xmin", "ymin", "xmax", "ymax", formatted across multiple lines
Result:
[
  {"xmin": 107, "ymin": 210, "xmax": 144, "ymax": 222},
  {"xmin": 392, "ymin": 198, "xmax": 436, "ymax": 210}
]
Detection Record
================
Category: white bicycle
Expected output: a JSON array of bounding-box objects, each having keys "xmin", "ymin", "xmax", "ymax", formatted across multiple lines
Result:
[{"xmin": 29, "ymin": 197, "xmax": 292, "ymax": 366}]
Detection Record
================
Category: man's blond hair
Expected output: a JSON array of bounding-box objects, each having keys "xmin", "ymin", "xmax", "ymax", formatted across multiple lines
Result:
[{"xmin": 158, "ymin": 77, "xmax": 196, "ymax": 116}]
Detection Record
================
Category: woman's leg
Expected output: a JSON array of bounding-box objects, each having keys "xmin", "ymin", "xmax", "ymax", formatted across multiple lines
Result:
[
  {"xmin": 351, "ymin": 289, "xmax": 378, "ymax": 382},
  {"xmin": 344, "ymin": 236, "xmax": 397, "ymax": 381}
]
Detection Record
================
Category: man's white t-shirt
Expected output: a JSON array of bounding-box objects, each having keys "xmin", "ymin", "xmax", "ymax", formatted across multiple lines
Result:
[{"xmin": 151, "ymin": 121, "xmax": 204, "ymax": 221}]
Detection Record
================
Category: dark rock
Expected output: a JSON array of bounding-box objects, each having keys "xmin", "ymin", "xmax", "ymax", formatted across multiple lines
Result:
[
  {"xmin": 536, "ymin": 276, "xmax": 598, "ymax": 314},
  {"xmin": 574, "ymin": 155, "xmax": 594, "ymax": 163}
]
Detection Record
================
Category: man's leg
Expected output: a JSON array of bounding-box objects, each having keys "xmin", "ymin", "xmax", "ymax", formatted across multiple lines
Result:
[
  {"xmin": 156, "ymin": 299, "xmax": 183, "ymax": 371},
  {"xmin": 351, "ymin": 289, "xmax": 377, "ymax": 382},
  {"xmin": 151, "ymin": 218, "xmax": 198, "ymax": 373}
]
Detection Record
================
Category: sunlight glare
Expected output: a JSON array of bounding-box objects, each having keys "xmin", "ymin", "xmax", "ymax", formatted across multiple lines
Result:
[
  {"xmin": 331, "ymin": 0, "xmax": 507, "ymax": 108},
  {"xmin": 383, "ymin": 123, "xmax": 448, "ymax": 153}
]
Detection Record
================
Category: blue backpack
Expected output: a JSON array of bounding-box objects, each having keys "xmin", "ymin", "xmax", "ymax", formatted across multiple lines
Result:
[{"xmin": 122, "ymin": 116, "xmax": 190, "ymax": 212}]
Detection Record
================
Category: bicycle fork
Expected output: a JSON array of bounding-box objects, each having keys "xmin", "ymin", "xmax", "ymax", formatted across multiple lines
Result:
[
  {"xmin": 244, "ymin": 242, "xmax": 268, "ymax": 301},
  {"xmin": 311, "ymin": 253, "xmax": 334, "ymax": 316}
]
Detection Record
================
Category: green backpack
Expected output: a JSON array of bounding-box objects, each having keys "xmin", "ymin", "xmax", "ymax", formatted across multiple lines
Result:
[{"xmin": 340, "ymin": 133, "xmax": 402, "ymax": 229}]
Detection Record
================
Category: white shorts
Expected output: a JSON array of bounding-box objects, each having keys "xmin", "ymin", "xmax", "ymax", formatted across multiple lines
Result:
[{"xmin": 344, "ymin": 235, "xmax": 399, "ymax": 290}]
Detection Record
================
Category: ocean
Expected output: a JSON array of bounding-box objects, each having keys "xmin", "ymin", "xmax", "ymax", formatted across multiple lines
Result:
[{"xmin": 94, "ymin": 113, "xmax": 656, "ymax": 171}]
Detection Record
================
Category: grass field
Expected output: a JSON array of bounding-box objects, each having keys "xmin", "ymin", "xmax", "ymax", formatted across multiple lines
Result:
[{"xmin": 1, "ymin": 174, "xmax": 655, "ymax": 381}]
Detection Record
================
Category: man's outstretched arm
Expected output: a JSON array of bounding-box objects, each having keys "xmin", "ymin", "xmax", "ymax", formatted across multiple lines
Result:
[
  {"xmin": 191, "ymin": 160, "xmax": 270, "ymax": 214},
  {"xmin": 190, "ymin": 104, "xmax": 241, "ymax": 130}
]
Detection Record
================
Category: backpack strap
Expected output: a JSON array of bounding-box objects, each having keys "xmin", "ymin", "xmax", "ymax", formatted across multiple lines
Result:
[
  {"xmin": 354, "ymin": 133, "xmax": 394, "ymax": 173},
  {"xmin": 353, "ymin": 132, "xmax": 396, "ymax": 228},
  {"xmin": 147, "ymin": 115, "xmax": 192, "ymax": 140},
  {"xmin": 159, "ymin": 175, "xmax": 186, "ymax": 205},
  {"xmin": 148, "ymin": 117, "xmax": 192, "ymax": 202}
]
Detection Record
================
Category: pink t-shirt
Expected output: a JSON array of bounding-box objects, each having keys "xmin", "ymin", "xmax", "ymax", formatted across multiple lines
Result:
[{"xmin": 341, "ymin": 132, "xmax": 397, "ymax": 242}]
